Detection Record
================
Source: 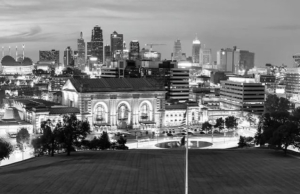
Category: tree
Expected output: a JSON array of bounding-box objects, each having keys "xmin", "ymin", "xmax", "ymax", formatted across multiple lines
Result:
[
  {"xmin": 180, "ymin": 136, "xmax": 185, "ymax": 146},
  {"xmin": 61, "ymin": 114, "xmax": 91, "ymax": 156},
  {"xmin": 269, "ymin": 122, "xmax": 300, "ymax": 155},
  {"xmin": 264, "ymin": 94, "xmax": 290, "ymax": 113},
  {"xmin": 99, "ymin": 132, "xmax": 111, "ymax": 150},
  {"xmin": 117, "ymin": 135, "xmax": 127, "ymax": 146},
  {"xmin": 225, "ymin": 116, "xmax": 238, "ymax": 131},
  {"xmin": 214, "ymin": 118, "xmax": 225, "ymax": 131},
  {"xmin": 254, "ymin": 112, "xmax": 290, "ymax": 146},
  {"xmin": 31, "ymin": 138, "xmax": 43, "ymax": 155},
  {"xmin": 238, "ymin": 136, "xmax": 254, "ymax": 148},
  {"xmin": 0, "ymin": 138, "xmax": 14, "ymax": 163},
  {"xmin": 16, "ymin": 128, "xmax": 30, "ymax": 151},
  {"xmin": 202, "ymin": 121, "xmax": 212, "ymax": 133},
  {"xmin": 245, "ymin": 113, "xmax": 256, "ymax": 126}
]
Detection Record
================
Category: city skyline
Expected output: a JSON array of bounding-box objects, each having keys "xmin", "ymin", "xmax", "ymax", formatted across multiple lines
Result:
[{"xmin": 0, "ymin": 0, "xmax": 299, "ymax": 66}]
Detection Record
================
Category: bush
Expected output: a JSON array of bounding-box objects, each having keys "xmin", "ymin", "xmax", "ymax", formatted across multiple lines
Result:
[{"xmin": 238, "ymin": 136, "xmax": 254, "ymax": 148}]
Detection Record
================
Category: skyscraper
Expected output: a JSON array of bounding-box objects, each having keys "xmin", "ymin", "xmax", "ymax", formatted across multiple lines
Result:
[
  {"xmin": 192, "ymin": 36, "xmax": 201, "ymax": 63},
  {"xmin": 123, "ymin": 41, "xmax": 129, "ymax": 60},
  {"xmin": 39, "ymin": 49, "xmax": 59, "ymax": 64},
  {"xmin": 200, "ymin": 48, "xmax": 212, "ymax": 65},
  {"xmin": 64, "ymin": 46, "xmax": 73, "ymax": 66},
  {"xmin": 129, "ymin": 40, "xmax": 140, "ymax": 60},
  {"xmin": 87, "ymin": 42, "xmax": 92, "ymax": 58},
  {"xmin": 91, "ymin": 26, "xmax": 103, "ymax": 63},
  {"xmin": 77, "ymin": 32, "xmax": 85, "ymax": 70},
  {"xmin": 104, "ymin": 45, "xmax": 111, "ymax": 62},
  {"xmin": 110, "ymin": 31, "xmax": 123, "ymax": 60},
  {"xmin": 172, "ymin": 40, "xmax": 182, "ymax": 61},
  {"xmin": 216, "ymin": 47, "xmax": 254, "ymax": 74}
]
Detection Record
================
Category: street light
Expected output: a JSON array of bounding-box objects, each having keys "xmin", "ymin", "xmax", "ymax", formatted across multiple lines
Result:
[{"xmin": 209, "ymin": 120, "xmax": 216, "ymax": 145}]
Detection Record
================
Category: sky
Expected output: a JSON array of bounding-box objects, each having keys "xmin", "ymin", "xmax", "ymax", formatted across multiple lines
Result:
[{"xmin": 0, "ymin": 0, "xmax": 299, "ymax": 67}]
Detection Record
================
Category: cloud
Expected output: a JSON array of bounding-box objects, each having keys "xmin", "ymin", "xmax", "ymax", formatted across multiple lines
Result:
[{"xmin": 0, "ymin": 25, "xmax": 54, "ymax": 43}]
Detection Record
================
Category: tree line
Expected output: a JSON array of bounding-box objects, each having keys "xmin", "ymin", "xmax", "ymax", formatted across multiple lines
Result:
[
  {"xmin": 202, "ymin": 116, "xmax": 238, "ymax": 134},
  {"xmin": 254, "ymin": 94, "xmax": 300, "ymax": 154}
]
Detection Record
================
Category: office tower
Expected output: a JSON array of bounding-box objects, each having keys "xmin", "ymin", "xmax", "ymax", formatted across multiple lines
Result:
[
  {"xmin": 39, "ymin": 49, "xmax": 60, "ymax": 64},
  {"xmin": 73, "ymin": 50, "xmax": 78, "ymax": 67},
  {"xmin": 104, "ymin": 45, "xmax": 111, "ymax": 62},
  {"xmin": 91, "ymin": 25, "xmax": 103, "ymax": 63},
  {"xmin": 129, "ymin": 40, "xmax": 140, "ymax": 60},
  {"xmin": 286, "ymin": 67, "xmax": 300, "ymax": 101},
  {"xmin": 217, "ymin": 47, "xmax": 254, "ymax": 74},
  {"xmin": 239, "ymin": 50, "xmax": 255, "ymax": 74},
  {"xmin": 110, "ymin": 31, "xmax": 123, "ymax": 60},
  {"xmin": 216, "ymin": 48, "xmax": 239, "ymax": 72},
  {"xmin": 77, "ymin": 32, "xmax": 85, "ymax": 70},
  {"xmin": 172, "ymin": 40, "xmax": 182, "ymax": 61},
  {"xmin": 192, "ymin": 36, "xmax": 201, "ymax": 63},
  {"xmin": 64, "ymin": 46, "xmax": 73, "ymax": 66},
  {"xmin": 200, "ymin": 48, "xmax": 212, "ymax": 65},
  {"xmin": 87, "ymin": 42, "xmax": 92, "ymax": 58},
  {"xmin": 220, "ymin": 77, "xmax": 265, "ymax": 114},
  {"xmin": 123, "ymin": 41, "xmax": 129, "ymax": 60}
]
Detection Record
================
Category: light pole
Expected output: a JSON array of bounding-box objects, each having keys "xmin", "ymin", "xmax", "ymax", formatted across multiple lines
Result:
[{"xmin": 209, "ymin": 120, "xmax": 216, "ymax": 145}]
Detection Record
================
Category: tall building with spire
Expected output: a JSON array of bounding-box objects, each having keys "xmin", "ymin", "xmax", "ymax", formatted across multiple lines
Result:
[
  {"xmin": 77, "ymin": 32, "xmax": 85, "ymax": 70},
  {"xmin": 91, "ymin": 25, "xmax": 104, "ymax": 63},
  {"xmin": 110, "ymin": 31, "xmax": 123, "ymax": 60},
  {"xmin": 192, "ymin": 36, "xmax": 201, "ymax": 63},
  {"xmin": 172, "ymin": 40, "xmax": 182, "ymax": 61}
]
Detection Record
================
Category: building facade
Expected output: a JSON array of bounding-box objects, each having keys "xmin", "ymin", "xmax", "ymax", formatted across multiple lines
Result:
[
  {"xmin": 39, "ymin": 50, "xmax": 59, "ymax": 65},
  {"xmin": 62, "ymin": 78, "xmax": 166, "ymax": 131},
  {"xmin": 220, "ymin": 77, "xmax": 265, "ymax": 114},
  {"xmin": 192, "ymin": 37, "xmax": 201, "ymax": 63},
  {"xmin": 63, "ymin": 46, "xmax": 73, "ymax": 67},
  {"xmin": 111, "ymin": 31, "xmax": 123, "ymax": 60},
  {"xmin": 200, "ymin": 48, "xmax": 211, "ymax": 65},
  {"xmin": 91, "ymin": 26, "xmax": 104, "ymax": 63},
  {"xmin": 77, "ymin": 32, "xmax": 86, "ymax": 70},
  {"xmin": 129, "ymin": 40, "xmax": 140, "ymax": 60},
  {"xmin": 172, "ymin": 40, "xmax": 182, "ymax": 61}
]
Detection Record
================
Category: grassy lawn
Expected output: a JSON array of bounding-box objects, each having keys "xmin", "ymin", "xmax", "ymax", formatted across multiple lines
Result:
[{"xmin": 0, "ymin": 149, "xmax": 300, "ymax": 194}]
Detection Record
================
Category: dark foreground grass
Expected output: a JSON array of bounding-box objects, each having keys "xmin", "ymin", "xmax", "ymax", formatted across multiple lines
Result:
[{"xmin": 0, "ymin": 149, "xmax": 300, "ymax": 194}]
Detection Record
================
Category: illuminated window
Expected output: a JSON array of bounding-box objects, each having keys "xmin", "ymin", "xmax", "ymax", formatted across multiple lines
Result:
[{"xmin": 95, "ymin": 105, "xmax": 106, "ymax": 124}]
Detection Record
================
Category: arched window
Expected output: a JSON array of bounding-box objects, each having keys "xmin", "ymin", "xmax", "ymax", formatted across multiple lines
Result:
[
  {"xmin": 95, "ymin": 104, "xmax": 106, "ymax": 123},
  {"xmin": 140, "ymin": 103, "xmax": 150, "ymax": 121},
  {"xmin": 118, "ymin": 104, "xmax": 129, "ymax": 121}
]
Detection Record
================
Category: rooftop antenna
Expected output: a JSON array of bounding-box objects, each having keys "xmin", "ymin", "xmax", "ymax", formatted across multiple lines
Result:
[
  {"xmin": 9, "ymin": 46, "xmax": 11, "ymax": 56},
  {"xmin": 15, "ymin": 46, "xmax": 18, "ymax": 60},
  {"xmin": 22, "ymin": 44, "xmax": 25, "ymax": 59}
]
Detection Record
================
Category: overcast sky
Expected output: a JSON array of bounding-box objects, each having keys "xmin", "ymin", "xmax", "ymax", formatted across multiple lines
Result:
[{"xmin": 0, "ymin": 0, "xmax": 299, "ymax": 67}]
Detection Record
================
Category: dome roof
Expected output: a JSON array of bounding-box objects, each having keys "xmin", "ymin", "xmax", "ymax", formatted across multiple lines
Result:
[
  {"xmin": 1, "ymin": 55, "xmax": 16, "ymax": 66},
  {"xmin": 22, "ymin": 57, "xmax": 33, "ymax": 66}
]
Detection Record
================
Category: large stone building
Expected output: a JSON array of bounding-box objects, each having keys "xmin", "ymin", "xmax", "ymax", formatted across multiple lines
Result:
[
  {"xmin": 1, "ymin": 55, "xmax": 34, "ymax": 75},
  {"xmin": 62, "ymin": 78, "xmax": 166, "ymax": 131}
]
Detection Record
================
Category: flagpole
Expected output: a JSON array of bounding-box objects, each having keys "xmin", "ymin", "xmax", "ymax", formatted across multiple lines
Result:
[{"xmin": 185, "ymin": 106, "xmax": 188, "ymax": 194}]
